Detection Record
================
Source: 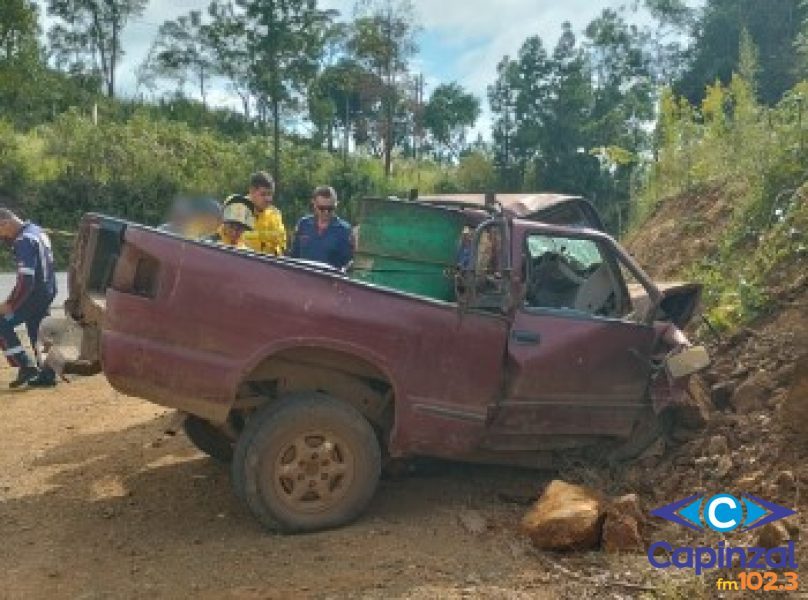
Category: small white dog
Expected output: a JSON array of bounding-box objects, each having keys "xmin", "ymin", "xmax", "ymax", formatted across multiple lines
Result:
[{"xmin": 29, "ymin": 318, "xmax": 72, "ymax": 387}]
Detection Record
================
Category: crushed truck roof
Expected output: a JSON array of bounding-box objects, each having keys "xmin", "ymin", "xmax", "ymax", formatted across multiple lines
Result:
[
  {"xmin": 417, "ymin": 193, "xmax": 603, "ymax": 231},
  {"xmin": 417, "ymin": 193, "xmax": 580, "ymax": 217}
]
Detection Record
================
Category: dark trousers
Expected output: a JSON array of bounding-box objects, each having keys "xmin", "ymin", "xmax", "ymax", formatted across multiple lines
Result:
[{"xmin": 0, "ymin": 304, "xmax": 49, "ymax": 368}]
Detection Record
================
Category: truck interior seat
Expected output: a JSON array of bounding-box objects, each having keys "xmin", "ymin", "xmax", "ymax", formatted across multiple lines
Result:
[
  {"xmin": 574, "ymin": 264, "xmax": 616, "ymax": 316},
  {"xmin": 525, "ymin": 253, "xmax": 580, "ymax": 309}
]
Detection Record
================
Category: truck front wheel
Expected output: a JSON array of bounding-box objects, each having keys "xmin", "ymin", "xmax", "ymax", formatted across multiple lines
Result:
[{"xmin": 231, "ymin": 393, "xmax": 381, "ymax": 533}]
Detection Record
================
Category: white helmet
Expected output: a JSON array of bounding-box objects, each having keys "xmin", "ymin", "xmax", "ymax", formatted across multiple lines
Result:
[{"xmin": 222, "ymin": 196, "xmax": 255, "ymax": 230}]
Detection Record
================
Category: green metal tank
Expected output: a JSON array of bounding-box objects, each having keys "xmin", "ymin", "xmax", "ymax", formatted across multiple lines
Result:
[{"xmin": 350, "ymin": 197, "xmax": 467, "ymax": 301}]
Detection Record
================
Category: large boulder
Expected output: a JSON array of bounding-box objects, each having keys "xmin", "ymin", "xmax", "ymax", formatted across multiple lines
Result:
[{"xmin": 521, "ymin": 481, "xmax": 604, "ymax": 551}]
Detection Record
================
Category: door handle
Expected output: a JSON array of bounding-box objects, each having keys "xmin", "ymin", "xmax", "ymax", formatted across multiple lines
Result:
[{"xmin": 511, "ymin": 330, "xmax": 541, "ymax": 345}]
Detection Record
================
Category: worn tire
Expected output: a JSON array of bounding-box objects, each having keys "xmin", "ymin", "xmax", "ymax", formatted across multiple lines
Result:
[
  {"xmin": 183, "ymin": 416, "xmax": 234, "ymax": 463},
  {"xmin": 231, "ymin": 393, "xmax": 381, "ymax": 533}
]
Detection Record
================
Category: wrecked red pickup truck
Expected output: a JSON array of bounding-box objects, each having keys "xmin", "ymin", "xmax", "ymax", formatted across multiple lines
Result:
[{"xmin": 66, "ymin": 194, "xmax": 705, "ymax": 532}]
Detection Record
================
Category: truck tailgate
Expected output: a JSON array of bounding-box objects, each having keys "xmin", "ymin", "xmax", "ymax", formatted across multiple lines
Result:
[{"xmin": 65, "ymin": 214, "xmax": 126, "ymax": 324}]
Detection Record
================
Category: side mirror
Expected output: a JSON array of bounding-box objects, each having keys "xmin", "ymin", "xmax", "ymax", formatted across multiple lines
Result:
[{"xmin": 665, "ymin": 345, "xmax": 710, "ymax": 379}]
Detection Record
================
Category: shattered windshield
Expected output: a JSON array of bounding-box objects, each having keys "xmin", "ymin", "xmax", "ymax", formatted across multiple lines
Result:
[{"xmin": 527, "ymin": 236, "xmax": 602, "ymax": 271}]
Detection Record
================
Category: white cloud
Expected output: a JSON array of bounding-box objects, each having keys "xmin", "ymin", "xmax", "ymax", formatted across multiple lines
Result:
[{"xmin": 437, "ymin": 1, "xmax": 608, "ymax": 90}]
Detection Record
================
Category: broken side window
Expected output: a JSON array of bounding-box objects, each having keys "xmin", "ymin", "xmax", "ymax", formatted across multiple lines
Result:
[{"xmin": 523, "ymin": 233, "xmax": 625, "ymax": 318}]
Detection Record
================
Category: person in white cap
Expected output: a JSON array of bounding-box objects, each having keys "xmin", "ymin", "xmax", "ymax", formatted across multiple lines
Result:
[{"xmin": 205, "ymin": 196, "xmax": 255, "ymax": 248}]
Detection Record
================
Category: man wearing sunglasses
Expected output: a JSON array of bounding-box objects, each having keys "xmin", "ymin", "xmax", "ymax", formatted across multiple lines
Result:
[{"xmin": 290, "ymin": 186, "xmax": 353, "ymax": 269}]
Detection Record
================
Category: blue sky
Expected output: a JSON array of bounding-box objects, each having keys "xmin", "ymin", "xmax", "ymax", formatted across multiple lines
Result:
[{"xmin": 37, "ymin": 0, "xmax": 698, "ymax": 132}]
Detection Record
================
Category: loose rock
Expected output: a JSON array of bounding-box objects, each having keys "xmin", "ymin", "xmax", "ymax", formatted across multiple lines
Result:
[
  {"xmin": 732, "ymin": 370, "xmax": 776, "ymax": 414},
  {"xmin": 778, "ymin": 358, "xmax": 808, "ymax": 431},
  {"xmin": 521, "ymin": 481, "xmax": 604, "ymax": 551},
  {"xmin": 677, "ymin": 375, "xmax": 712, "ymax": 429},
  {"xmin": 710, "ymin": 381, "xmax": 735, "ymax": 410},
  {"xmin": 608, "ymin": 494, "xmax": 644, "ymax": 526},
  {"xmin": 713, "ymin": 455, "xmax": 733, "ymax": 479},
  {"xmin": 601, "ymin": 493, "xmax": 645, "ymax": 553},
  {"xmin": 737, "ymin": 471, "xmax": 764, "ymax": 492},
  {"xmin": 457, "ymin": 510, "xmax": 488, "ymax": 536},
  {"xmin": 785, "ymin": 521, "xmax": 801, "ymax": 541},
  {"xmin": 706, "ymin": 434, "xmax": 729, "ymax": 456},
  {"xmin": 601, "ymin": 514, "xmax": 643, "ymax": 553},
  {"xmin": 776, "ymin": 470, "xmax": 796, "ymax": 497},
  {"xmin": 755, "ymin": 522, "xmax": 790, "ymax": 549}
]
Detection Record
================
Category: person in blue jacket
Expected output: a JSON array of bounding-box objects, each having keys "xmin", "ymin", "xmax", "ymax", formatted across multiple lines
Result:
[
  {"xmin": 290, "ymin": 186, "xmax": 353, "ymax": 270},
  {"xmin": 0, "ymin": 207, "xmax": 57, "ymax": 388}
]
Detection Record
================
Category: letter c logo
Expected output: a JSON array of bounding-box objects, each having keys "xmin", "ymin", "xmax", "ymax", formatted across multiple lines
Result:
[{"xmin": 705, "ymin": 494, "xmax": 743, "ymax": 532}]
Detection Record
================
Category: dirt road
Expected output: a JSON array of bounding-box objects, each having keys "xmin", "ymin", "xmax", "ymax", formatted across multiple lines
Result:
[{"xmin": 0, "ymin": 368, "xmax": 701, "ymax": 600}]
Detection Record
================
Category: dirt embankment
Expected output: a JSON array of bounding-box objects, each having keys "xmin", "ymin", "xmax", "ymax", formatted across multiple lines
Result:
[
  {"xmin": 604, "ymin": 182, "xmax": 808, "ymax": 572},
  {"xmin": 623, "ymin": 184, "xmax": 738, "ymax": 281}
]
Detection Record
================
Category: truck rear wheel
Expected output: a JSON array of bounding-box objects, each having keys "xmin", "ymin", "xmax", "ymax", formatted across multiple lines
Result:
[
  {"xmin": 183, "ymin": 416, "xmax": 234, "ymax": 463},
  {"xmin": 231, "ymin": 393, "xmax": 381, "ymax": 533}
]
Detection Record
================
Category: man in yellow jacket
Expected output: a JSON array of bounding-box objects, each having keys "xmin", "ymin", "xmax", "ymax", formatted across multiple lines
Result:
[{"xmin": 224, "ymin": 171, "xmax": 286, "ymax": 255}]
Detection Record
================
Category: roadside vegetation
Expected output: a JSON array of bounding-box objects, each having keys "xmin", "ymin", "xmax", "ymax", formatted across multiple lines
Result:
[
  {"xmin": 1, "ymin": 0, "xmax": 806, "ymax": 310},
  {"xmin": 631, "ymin": 71, "xmax": 808, "ymax": 332}
]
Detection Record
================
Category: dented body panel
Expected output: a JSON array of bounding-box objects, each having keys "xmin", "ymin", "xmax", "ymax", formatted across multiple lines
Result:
[{"xmin": 98, "ymin": 223, "xmax": 509, "ymax": 458}]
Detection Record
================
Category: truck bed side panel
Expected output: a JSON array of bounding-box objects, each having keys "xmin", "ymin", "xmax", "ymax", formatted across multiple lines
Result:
[{"xmin": 101, "ymin": 227, "xmax": 509, "ymax": 458}]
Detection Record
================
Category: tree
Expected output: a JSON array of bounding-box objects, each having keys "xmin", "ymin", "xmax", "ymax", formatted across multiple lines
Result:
[
  {"xmin": 641, "ymin": 0, "xmax": 694, "ymax": 85},
  {"xmin": 536, "ymin": 22, "xmax": 597, "ymax": 194},
  {"xmin": 143, "ymin": 10, "xmax": 217, "ymax": 106},
  {"xmin": 487, "ymin": 56, "xmax": 519, "ymax": 190},
  {"xmin": 584, "ymin": 8, "xmax": 655, "ymax": 226},
  {"xmin": 423, "ymin": 83, "xmax": 480, "ymax": 161},
  {"xmin": 309, "ymin": 58, "xmax": 370, "ymax": 155},
  {"xmin": 236, "ymin": 0, "xmax": 336, "ymax": 192},
  {"xmin": 643, "ymin": 0, "xmax": 693, "ymax": 28},
  {"xmin": 349, "ymin": 0, "xmax": 419, "ymax": 177},
  {"xmin": 738, "ymin": 26, "xmax": 760, "ymax": 95},
  {"xmin": 677, "ymin": 0, "xmax": 806, "ymax": 106},
  {"xmin": 306, "ymin": 23, "xmax": 353, "ymax": 151},
  {"xmin": 206, "ymin": 1, "xmax": 254, "ymax": 118},
  {"xmin": 511, "ymin": 35, "xmax": 553, "ymax": 182},
  {"xmin": 46, "ymin": 0, "xmax": 148, "ymax": 97},
  {"xmin": 0, "ymin": 1, "xmax": 89, "ymax": 129},
  {"xmin": 0, "ymin": 0, "xmax": 38, "ymax": 62}
]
